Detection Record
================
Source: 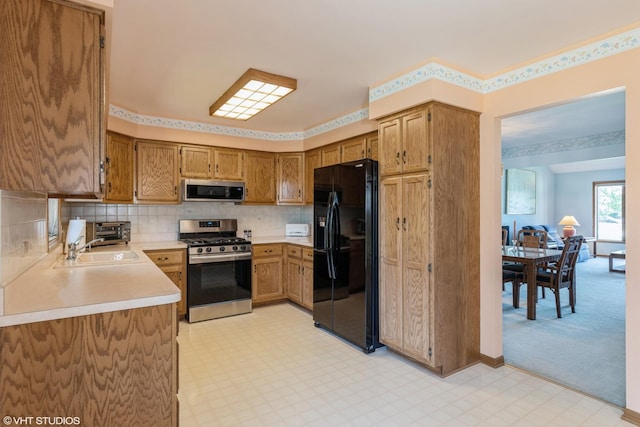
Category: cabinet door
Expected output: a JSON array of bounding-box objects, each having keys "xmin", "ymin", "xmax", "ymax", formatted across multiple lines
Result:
[
  {"xmin": 214, "ymin": 148, "xmax": 244, "ymax": 180},
  {"xmin": 379, "ymin": 118, "xmax": 402, "ymax": 176},
  {"xmin": 161, "ymin": 264, "xmax": 186, "ymax": 318},
  {"xmin": 401, "ymin": 174, "xmax": 431, "ymax": 363},
  {"xmin": 244, "ymin": 151, "xmax": 276, "ymax": 203},
  {"xmin": 180, "ymin": 146, "xmax": 211, "ymax": 179},
  {"xmin": 252, "ymin": 257, "xmax": 284, "ymax": 303},
  {"xmin": 136, "ymin": 141, "xmax": 180, "ymax": 202},
  {"xmin": 366, "ymin": 134, "xmax": 379, "ymax": 161},
  {"xmin": 402, "ymin": 110, "xmax": 429, "ymax": 173},
  {"xmin": 1, "ymin": 0, "xmax": 104, "ymax": 195},
  {"xmin": 341, "ymin": 137, "xmax": 366, "ymax": 163},
  {"xmin": 105, "ymin": 132, "xmax": 134, "ymax": 203},
  {"xmin": 144, "ymin": 249, "xmax": 187, "ymax": 318},
  {"xmin": 302, "ymin": 259, "xmax": 314, "ymax": 310},
  {"xmin": 321, "ymin": 144, "xmax": 341, "ymax": 166},
  {"xmin": 277, "ymin": 153, "xmax": 304, "ymax": 204},
  {"xmin": 286, "ymin": 257, "xmax": 303, "ymax": 304},
  {"xmin": 379, "ymin": 176, "xmax": 403, "ymax": 349},
  {"xmin": 304, "ymin": 150, "xmax": 321, "ymax": 205}
]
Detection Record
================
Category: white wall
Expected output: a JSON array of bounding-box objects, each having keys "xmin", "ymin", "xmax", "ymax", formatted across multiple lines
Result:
[{"xmin": 62, "ymin": 202, "xmax": 313, "ymax": 242}]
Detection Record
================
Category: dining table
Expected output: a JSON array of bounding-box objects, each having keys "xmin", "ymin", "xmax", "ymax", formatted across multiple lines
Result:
[{"xmin": 502, "ymin": 245, "xmax": 564, "ymax": 320}]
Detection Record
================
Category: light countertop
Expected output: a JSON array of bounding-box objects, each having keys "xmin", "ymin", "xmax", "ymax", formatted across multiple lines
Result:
[
  {"xmin": 250, "ymin": 236, "xmax": 313, "ymax": 247},
  {"xmin": 0, "ymin": 241, "xmax": 186, "ymax": 328}
]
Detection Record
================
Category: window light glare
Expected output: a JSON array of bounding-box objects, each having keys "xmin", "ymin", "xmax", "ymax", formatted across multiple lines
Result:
[{"xmin": 209, "ymin": 68, "xmax": 297, "ymax": 120}]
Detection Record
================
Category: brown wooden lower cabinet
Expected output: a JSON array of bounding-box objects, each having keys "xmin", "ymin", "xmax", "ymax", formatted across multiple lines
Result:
[
  {"xmin": 0, "ymin": 304, "xmax": 178, "ymax": 427},
  {"xmin": 145, "ymin": 249, "xmax": 187, "ymax": 318},
  {"xmin": 252, "ymin": 244, "xmax": 286, "ymax": 304}
]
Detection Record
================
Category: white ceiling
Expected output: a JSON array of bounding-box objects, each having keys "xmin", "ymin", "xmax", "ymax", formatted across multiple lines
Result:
[{"xmin": 109, "ymin": 0, "xmax": 640, "ymax": 134}]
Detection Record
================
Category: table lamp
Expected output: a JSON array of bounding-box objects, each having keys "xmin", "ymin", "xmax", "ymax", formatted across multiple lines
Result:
[{"xmin": 559, "ymin": 215, "xmax": 580, "ymax": 237}]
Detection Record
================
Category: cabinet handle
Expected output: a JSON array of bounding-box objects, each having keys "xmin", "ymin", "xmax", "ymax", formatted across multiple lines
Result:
[
  {"xmin": 367, "ymin": 147, "xmax": 371, "ymax": 157},
  {"xmin": 396, "ymin": 217, "xmax": 400, "ymax": 230},
  {"xmin": 157, "ymin": 257, "xmax": 169, "ymax": 261},
  {"xmin": 179, "ymin": 271, "xmax": 182, "ymax": 280},
  {"xmin": 254, "ymin": 265, "xmax": 256, "ymax": 273},
  {"xmin": 396, "ymin": 152, "xmax": 400, "ymax": 164},
  {"xmin": 208, "ymin": 164, "xmax": 211, "ymax": 172},
  {"xmin": 402, "ymin": 150, "xmax": 406, "ymax": 164},
  {"xmin": 108, "ymin": 182, "xmax": 112, "ymax": 192},
  {"xmin": 216, "ymin": 164, "xmax": 219, "ymax": 173},
  {"xmin": 361, "ymin": 149, "xmax": 365, "ymax": 158},
  {"xmin": 298, "ymin": 189, "xmax": 302, "ymax": 197},
  {"xmin": 246, "ymin": 188, "xmax": 249, "ymax": 196},
  {"xmin": 402, "ymin": 217, "xmax": 407, "ymax": 230},
  {"xmin": 174, "ymin": 186, "xmax": 177, "ymax": 195}
]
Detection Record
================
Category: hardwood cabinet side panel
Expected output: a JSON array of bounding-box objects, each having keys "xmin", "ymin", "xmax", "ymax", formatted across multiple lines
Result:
[
  {"xmin": 0, "ymin": 317, "xmax": 84, "ymax": 417},
  {"xmin": 82, "ymin": 306, "xmax": 174, "ymax": 427},
  {"xmin": 286, "ymin": 257, "xmax": 303, "ymax": 303},
  {"xmin": 302, "ymin": 260, "xmax": 314, "ymax": 310},
  {"xmin": 430, "ymin": 103, "xmax": 480, "ymax": 372},
  {"xmin": 304, "ymin": 150, "xmax": 321, "ymax": 204},
  {"xmin": 1, "ymin": 0, "xmax": 103, "ymax": 193},
  {"xmin": 379, "ymin": 177, "xmax": 403, "ymax": 348}
]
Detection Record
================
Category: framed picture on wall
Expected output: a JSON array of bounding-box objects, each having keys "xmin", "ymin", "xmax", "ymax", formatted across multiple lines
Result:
[{"xmin": 505, "ymin": 168, "xmax": 536, "ymax": 214}]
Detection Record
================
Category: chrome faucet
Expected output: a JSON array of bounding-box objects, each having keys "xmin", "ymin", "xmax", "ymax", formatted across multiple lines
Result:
[{"xmin": 66, "ymin": 238, "xmax": 105, "ymax": 261}]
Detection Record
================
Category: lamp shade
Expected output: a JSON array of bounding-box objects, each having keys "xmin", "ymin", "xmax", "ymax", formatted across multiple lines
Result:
[{"xmin": 559, "ymin": 215, "xmax": 580, "ymax": 237}]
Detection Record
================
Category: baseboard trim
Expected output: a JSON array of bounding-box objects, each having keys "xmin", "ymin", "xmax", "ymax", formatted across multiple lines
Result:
[
  {"xmin": 622, "ymin": 408, "xmax": 640, "ymax": 426},
  {"xmin": 480, "ymin": 353, "xmax": 504, "ymax": 368}
]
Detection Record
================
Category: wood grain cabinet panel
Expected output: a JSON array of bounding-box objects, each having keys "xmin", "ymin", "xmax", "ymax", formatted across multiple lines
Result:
[
  {"xmin": 145, "ymin": 249, "xmax": 187, "ymax": 318},
  {"xmin": 321, "ymin": 144, "xmax": 341, "ymax": 166},
  {"xmin": 252, "ymin": 244, "xmax": 285, "ymax": 304},
  {"xmin": 286, "ymin": 256, "xmax": 303, "ymax": 304},
  {"xmin": 366, "ymin": 133, "xmax": 379, "ymax": 161},
  {"xmin": 213, "ymin": 148, "xmax": 244, "ymax": 180},
  {"xmin": 104, "ymin": 132, "xmax": 134, "ymax": 203},
  {"xmin": 340, "ymin": 137, "xmax": 366, "ymax": 163},
  {"xmin": 244, "ymin": 151, "xmax": 276, "ymax": 204},
  {"xmin": 0, "ymin": 305, "xmax": 178, "ymax": 427},
  {"xmin": 180, "ymin": 145, "xmax": 212, "ymax": 179},
  {"xmin": 0, "ymin": 0, "xmax": 105, "ymax": 195},
  {"xmin": 135, "ymin": 141, "xmax": 180, "ymax": 203},
  {"xmin": 304, "ymin": 150, "xmax": 321, "ymax": 205},
  {"xmin": 378, "ymin": 102, "xmax": 479, "ymax": 376},
  {"xmin": 277, "ymin": 153, "xmax": 304, "ymax": 204}
]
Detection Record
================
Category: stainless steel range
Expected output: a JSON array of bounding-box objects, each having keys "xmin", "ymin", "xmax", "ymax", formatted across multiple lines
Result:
[{"xmin": 179, "ymin": 219, "xmax": 252, "ymax": 322}]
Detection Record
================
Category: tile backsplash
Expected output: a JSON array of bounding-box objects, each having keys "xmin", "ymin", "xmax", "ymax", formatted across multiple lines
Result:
[
  {"xmin": 62, "ymin": 202, "xmax": 313, "ymax": 242},
  {"xmin": 0, "ymin": 190, "xmax": 48, "ymax": 290}
]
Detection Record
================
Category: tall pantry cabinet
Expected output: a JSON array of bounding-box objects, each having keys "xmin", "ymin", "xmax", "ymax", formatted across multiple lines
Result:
[{"xmin": 378, "ymin": 102, "xmax": 480, "ymax": 376}]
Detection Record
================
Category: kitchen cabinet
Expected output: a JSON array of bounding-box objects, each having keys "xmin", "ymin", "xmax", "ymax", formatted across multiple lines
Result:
[
  {"xmin": 286, "ymin": 245, "xmax": 303, "ymax": 304},
  {"xmin": 135, "ymin": 140, "xmax": 180, "ymax": 203},
  {"xmin": 0, "ymin": 304, "xmax": 178, "ymax": 427},
  {"xmin": 252, "ymin": 244, "xmax": 286, "ymax": 304},
  {"xmin": 340, "ymin": 136, "xmax": 366, "ymax": 163},
  {"xmin": 302, "ymin": 248, "xmax": 314, "ymax": 310},
  {"xmin": 304, "ymin": 149, "xmax": 321, "ymax": 204},
  {"xmin": 378, "ymin": 102, "xmax": 480, "ymax": 376},
  {"xmin": 244, "ymin": 151, "xmax": 276, "ymax": 203},
  {"xmin": 145, "ymin": 249, "xmax": 187, "ymax": 318},
  {"xmin": 1, "ymin": 0, "xmax": 105, "ymax": 196},
  {"xmin": 366, "ymin": 132, "xmax": 379, "ymax": 161},
  {"xmin": 321, "ymin": 144, "xmax": 341, "ymax": 166},
  {"xmin": 379, "ymin": 108, "xmax": 430, "ymax": 176},
  {"xmin": 104, "ymin": 132, "xmax": 134, "ymax": 203},
  {"xmin": 180, "ymin": 145, "xmax": 211, "ymax": 179},
  {"xmin": 213, "ymin": 148, "xmax": 244, "ymax": 180},
  {"xmin": 277, "ymin": 153, "xmax": 304, "ymax": 204}
]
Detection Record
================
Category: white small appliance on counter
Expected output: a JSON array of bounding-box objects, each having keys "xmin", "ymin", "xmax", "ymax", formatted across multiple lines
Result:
[{"xmin": 285, "ymin": 224, "xmax": 311, "ymax": 237}]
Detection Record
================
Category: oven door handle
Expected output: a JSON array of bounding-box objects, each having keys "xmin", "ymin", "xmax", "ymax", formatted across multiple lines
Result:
[{"xmin": 189, "ymin": 252, "xmax": 252, "ymax": 264}]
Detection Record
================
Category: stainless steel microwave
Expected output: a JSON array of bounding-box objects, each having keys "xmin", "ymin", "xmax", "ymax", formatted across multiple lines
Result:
[{"xmin": 181, "ymin": 179, "xmax": 245, "ymax": 202}]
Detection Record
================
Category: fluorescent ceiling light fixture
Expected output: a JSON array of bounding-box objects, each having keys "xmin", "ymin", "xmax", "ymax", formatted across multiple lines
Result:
[{"xmin": 209, "ymin": 68, "xmax": 297, "ymax": 121}]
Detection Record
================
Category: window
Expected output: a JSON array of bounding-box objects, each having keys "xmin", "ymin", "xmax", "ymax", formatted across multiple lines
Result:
[{"xmin": 593, "ymin": 181, "xmax": 625, "ymax": 242}]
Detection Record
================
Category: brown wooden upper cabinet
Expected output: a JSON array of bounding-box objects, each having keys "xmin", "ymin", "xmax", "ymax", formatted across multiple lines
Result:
[
  {"xmin": 304, "ymin": 149, "xmax": 321, "ymax": 204},
  {"xmin": 104, "ymin": 132, "xmax": 134, "ymax": 204},
  {"xmin": 277, "ymin": 153, "xmax": 304, "ymax": 204},
  {"xmin": 214, "ymin": 148, "xmax": 244, "ymax": 180},
  {"xmin": 379, "ymin": 108, "xmax": 430, "ymax": 176},
  {"xmin": 135, "ymin": 140, "xmax": 180, "ymax": 203},
  {"xmin": 244, "ymin": 151, "xmax": 276, "ymax": 204},
  {"xmin": 340, "ymin": 136, "xmax": 366, "ymax": 163},
  {"xmin": 366, "ymin": 133, "xmax": 379, "ymax": 161},
  {"xmin": 1, "ymin": 0, "xmax": 105, "ymax": 195},
  {"xmin": 321, "ymin": 144, "xmax": 341, "ymax": 167},
  {"xmin": 180, "ymin": 145, "xmax": 212, "ymax": 179}
]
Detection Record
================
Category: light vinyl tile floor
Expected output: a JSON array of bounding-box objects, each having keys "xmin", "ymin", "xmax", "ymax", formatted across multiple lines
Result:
[{"xmin": 177, "ymin": 303, "xmax": 631, "ymax": 427}]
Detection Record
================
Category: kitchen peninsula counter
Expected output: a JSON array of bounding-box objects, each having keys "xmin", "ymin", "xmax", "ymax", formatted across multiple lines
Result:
[
  {"xmin": 0, "ymin": 241, "xmax": 186, "ymax": 327},
  {"xmin": 250, "ymin": 235, "xmax": 313, "ymax": 247}
]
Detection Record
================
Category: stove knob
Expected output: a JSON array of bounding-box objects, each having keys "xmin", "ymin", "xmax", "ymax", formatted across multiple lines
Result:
[
  {"xmin": 232, "ymin": 246, "xmax": 238, "ymax": 251},
  {"xmin": 206, "ymin": 247, "xmax": 212, "ymax": 253},
  {"xmin": 219, "ymin": 246, "xmax": 226, "ymax": 252},
  {"xmin": 197, "ymin": 247, "xmax": 203, "ymax": 253}
]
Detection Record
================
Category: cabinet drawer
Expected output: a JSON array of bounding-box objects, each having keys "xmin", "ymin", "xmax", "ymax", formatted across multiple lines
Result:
[
  {"xmin": 286, "ymin": 245, "xmax": 302, "ymax": 259},
  {"xmin": 253, "ymin": 244, "xmax": 283, "ymax": 257},
  {"xmin": 145, "ymin": 250, "xmax": 184, "ymax": 266},
  {"xmin": 302, "ymin": 248, "xmax": 314, "ymax": 261}
]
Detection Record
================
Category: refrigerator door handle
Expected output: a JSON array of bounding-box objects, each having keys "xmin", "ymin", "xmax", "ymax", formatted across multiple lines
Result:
[
  {"xmin": 332, "ymin": 192, "xmax": 341, "ymax": 279},
  {"xmin": 326, "ymin": 191, "xmax": 336, "ymax": 279}
]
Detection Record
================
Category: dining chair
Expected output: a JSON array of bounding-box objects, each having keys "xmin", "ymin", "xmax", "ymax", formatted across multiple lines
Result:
[
  {"xmin": 504, "ymin": 229, "xmax": 548, "ymax": 305},
  {"xmin": 534, "ymin": 235, "xmax": 584, "ymax": 318},
  {"xmin": 517, "ymin": 229, "xmax": 549, "ymax": 248}
]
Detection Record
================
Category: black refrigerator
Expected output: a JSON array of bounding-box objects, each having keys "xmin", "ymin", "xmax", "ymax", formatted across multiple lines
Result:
[{"xmin": 313, "ymin": 159, "xmax": 381, "ymax": 353}]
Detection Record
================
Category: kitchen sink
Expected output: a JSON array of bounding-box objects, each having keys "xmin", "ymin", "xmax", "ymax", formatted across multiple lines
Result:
[{"xmin": 54, "ymin": 250, "xmax": 144, "ymax": 268}]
